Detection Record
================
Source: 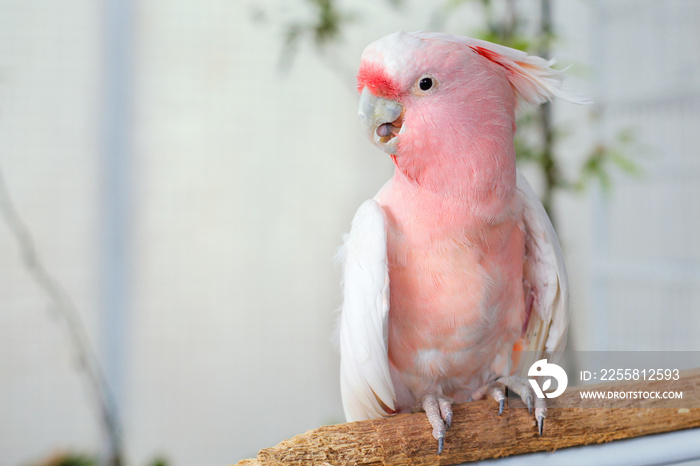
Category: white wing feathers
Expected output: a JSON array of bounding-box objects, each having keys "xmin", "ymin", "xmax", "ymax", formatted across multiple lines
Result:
[
  {"xmin": 517, "ymin": 171, "xmax": 570, "ymax": 370},
  {"xmin": 338, "ymin": 199, "xmax": 396, "ymax": 421}
]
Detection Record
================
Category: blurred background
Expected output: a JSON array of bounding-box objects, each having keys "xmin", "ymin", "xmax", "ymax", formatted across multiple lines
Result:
[{"xmin": 0, "ymin": 0, "xmax": 699, "ymax": 464}]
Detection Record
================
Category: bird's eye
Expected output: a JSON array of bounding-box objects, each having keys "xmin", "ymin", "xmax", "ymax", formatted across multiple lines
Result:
[{"xmin": 419, "ymin": 77, "xmax": 433, "ymax": 91}]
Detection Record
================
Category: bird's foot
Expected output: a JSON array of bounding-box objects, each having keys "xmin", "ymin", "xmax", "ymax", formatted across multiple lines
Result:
[
  {"xmin": 488, "ymin": 380, "xmax": 507, "ymax": 416},
  {"xmin": 420, "ymin": 394, "xmax": 453, "ymax": 455},
  {"xmin": 491, "ymin": 376, "xmax": 547, "ymax": 436}
]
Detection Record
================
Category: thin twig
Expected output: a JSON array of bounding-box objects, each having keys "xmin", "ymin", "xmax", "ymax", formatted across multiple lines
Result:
[{"xmin": 0, "ymin": 166, "xmax": 124, "ymax": 466}]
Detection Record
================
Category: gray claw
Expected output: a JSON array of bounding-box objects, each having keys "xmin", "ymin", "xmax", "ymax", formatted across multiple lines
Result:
[
  {"xmin": 423, "ymin": 395, "xmax": 450, "ymax": 455},
  {"xmin": 525, "ymin": 396, "xmax": 533, "ymax": 414},
  {"xmin": 498, "ymin": 398, "xmax": 505, "ymax": 416},
  {"xmin": 537, "ymin": 416, "xmax": 544, "ymax": 436}
]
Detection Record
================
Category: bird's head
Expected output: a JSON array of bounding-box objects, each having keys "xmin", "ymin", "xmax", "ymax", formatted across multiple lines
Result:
[{"xmin": 356, "ymin": 31, "xmax": 585, "ymax": 188}]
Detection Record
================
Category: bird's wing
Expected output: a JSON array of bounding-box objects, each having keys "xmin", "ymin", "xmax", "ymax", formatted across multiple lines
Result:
[
  {"xmin": 338, "ymin": 199, "xmax": 396, "ymax": 421},
  {"xmin": 516, "ymin": 170, "xmax": 570, "ymax": 374}
]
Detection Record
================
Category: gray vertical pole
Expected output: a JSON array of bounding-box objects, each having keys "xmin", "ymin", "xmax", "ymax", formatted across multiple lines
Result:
[
  {"xmin": 100, "ymin": 0, "xmax": 133, "ymax": 463},
  {"xmin": 538, "ymin": 0, "xmax": 557, "ymax": 222},
  {"xmin": 589, "ymin": 0, "xmax": 610, "ymax": 351}
]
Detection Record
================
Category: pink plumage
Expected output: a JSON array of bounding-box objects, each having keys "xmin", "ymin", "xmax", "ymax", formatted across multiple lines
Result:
[{"xmin": 339, "ymin": 31, "xmax": 576, "ymax": 452}]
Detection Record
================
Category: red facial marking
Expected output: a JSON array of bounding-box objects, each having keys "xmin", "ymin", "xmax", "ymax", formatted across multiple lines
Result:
[{"xmin": 357, "ymin": 62, "xmax": 401, "ymax": 100}]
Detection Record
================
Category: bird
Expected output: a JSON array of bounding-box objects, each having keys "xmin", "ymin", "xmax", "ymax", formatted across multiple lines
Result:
[{"xmin": 337, "ymin": 31, "xmax": 580, "ymax": 455}]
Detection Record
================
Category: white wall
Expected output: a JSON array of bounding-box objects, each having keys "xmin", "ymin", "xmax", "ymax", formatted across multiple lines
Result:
[
  {"xmin": 0, "ymin": 1, "xmax": 103, "ymax": 463},
  {"xmin": 585, "ymin": 0, "xmax": 700, "ymax": 351},
  {"xmin": 0, "ymin": 1, "xmax": 697, "ymax": 465}
]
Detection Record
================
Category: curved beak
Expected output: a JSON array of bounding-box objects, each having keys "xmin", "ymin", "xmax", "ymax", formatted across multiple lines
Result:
[{"xmin": 358, "ymin": 88, "xmax": 404, "ymax": 155}]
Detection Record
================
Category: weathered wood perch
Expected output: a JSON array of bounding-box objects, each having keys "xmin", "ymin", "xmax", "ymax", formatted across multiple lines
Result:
[{"xmin": 237, "ymin": 369, "xmax": 700, "ymax": 465}]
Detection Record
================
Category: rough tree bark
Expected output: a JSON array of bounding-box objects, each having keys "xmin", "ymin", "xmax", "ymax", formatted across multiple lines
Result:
[{"xmin": 236, "ymin": 369, "xmax": 700, "ymax": 465}]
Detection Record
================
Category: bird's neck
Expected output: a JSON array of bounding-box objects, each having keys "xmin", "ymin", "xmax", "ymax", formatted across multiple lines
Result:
[{"xmin": 393, "ymin": 121, "xmax": 517, "ymax": 223}]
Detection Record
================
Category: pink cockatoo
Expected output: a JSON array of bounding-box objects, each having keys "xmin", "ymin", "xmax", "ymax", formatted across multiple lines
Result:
[{"xmin": 338, "ymin": 31, "xmax": 579, "ymax": 454}]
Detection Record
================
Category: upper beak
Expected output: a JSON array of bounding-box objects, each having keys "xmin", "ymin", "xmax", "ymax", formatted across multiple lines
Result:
[{"xmin": 358, "ymin": 87, "xmax": 404, "ymax": 155}]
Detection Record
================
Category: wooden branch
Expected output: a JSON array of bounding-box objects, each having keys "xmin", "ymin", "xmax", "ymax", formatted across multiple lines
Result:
[{"xmin": 236, "ymin": 369, "xmax": 700, "ymax": 465}]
